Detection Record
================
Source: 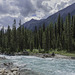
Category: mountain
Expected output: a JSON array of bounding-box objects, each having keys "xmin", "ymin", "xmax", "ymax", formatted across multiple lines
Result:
[
  {"xmin": 22, "ymin": 19, "xmax": 45, "ymax": 30},
  {"xmin": 22, "ymin": 3, "xmax": 75, "ymax": 31}
]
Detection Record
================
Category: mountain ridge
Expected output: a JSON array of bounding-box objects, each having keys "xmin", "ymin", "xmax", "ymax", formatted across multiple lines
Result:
[{"xmin": 22, "ymin": 3, "xmax": 75, "ymax": 31}]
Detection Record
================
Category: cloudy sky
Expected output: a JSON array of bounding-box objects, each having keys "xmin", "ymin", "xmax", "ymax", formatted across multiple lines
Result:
[{"xmin": 0, "ymin": 0, "xmax": 75, "ymax": 29}]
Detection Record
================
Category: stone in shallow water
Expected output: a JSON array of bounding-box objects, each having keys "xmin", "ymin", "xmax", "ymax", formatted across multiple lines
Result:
[
  {"xmin": 0, "ymin": 57, "xmax": 6, "ymax": 60},
  {"xmin": 13, "ymin": 71, "xmax": 20, "ymax": 75},
  {"xmin": 20, "ymin": 70, "xmax": 41, "ymax": 75},
  {"xmin": 11, "ymin": 68, "xmax": 19, "ymax": 72}
]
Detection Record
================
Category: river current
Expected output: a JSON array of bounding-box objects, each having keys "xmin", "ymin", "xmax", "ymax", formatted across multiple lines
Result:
[{"xmin": 0, "ymin": 55, "xmax": 75, "ymax": 75}]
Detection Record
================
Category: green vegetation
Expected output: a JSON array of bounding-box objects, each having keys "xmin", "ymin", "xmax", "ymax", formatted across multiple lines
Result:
[
  {"xmin": 0, "ymin": 13, "xmax": 75, "ymax": 55},
  {"xmin": 26, "ymin": 49, "xmax": 75, "ymax": 57},
  {"xmin": 49, "ymin": 50, "xmax": 75, "ymax": 57}
]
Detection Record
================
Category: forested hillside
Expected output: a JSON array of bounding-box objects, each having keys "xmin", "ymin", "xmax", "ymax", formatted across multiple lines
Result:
[{"xmin": 0, "ymin": 13, "xmax": 75, "ymax": 54}]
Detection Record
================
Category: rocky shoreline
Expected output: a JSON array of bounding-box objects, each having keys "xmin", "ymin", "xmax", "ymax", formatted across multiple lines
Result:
[
  {"xmin": 0, "ymin": 56, "xmax": 41, "ymax": 75},
  {"xmin": 0, "ymin": 57, "xmax": 6, "ymax": 60},
  {"xmin": 0, "ymin": 62, "xmax": 41, "ymax": 75},
  {"xmin": 0, "ymin": 49, "xmax": 75, "ymax": 59},
  {"xmin": 0, "ymin": 52, "xmax": 75, "ymax": 59},
  {"xmin": 0, "ymin": 62, "xmax": 20, "ymax": 75}
]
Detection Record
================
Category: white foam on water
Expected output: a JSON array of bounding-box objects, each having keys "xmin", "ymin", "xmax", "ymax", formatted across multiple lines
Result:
[
  {"xmin": 0, "ymin": 54, "xmax": 6, "ymax": 57},
  {"xmin": 19, "ymin": 55, "xmax": 39, "ymax": 59}
]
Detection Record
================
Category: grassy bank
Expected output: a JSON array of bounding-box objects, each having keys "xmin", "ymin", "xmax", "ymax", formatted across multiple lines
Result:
[
  {"xmin": 26, "ymin": 49, "xmax": 75, "ymax": 57},
  {"xmin": 55, "ymin": 51, "xmax": 75, "ymax": 57}
]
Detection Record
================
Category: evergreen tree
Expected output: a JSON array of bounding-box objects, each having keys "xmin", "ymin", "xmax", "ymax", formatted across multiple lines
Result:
[
  {"xmin": 42, "ymin": 32, "xmax": 46, "ymax": 52},
  {"xmin": 67, "ymin": 13, "xmax": 72, "ymax": 52},
  {"xmin": 54, "ymin": 23, "xmax": 57, "ymax": 48},
  {"xmin": 34, "ymin": 26, "xmax": 38, "ymax": 48},
  {"xmin": 24, "ymin": 29, "xmax": 28, "ymax": 49},
  {"xmin": 57, "ymin": 14, "xmax": 62, "ymax": 49},
  {"xmin": 2, "ymin": 27, "xmax": 5, "ymax": 48},
  {"xmin": 0, "ymin": 28, "xmax": 3, "ymax": 48},
  {"xmin": 7, "ymin": 25, "xmax": 11, "ymax": 49},
  {"xmin": 38, "ymin": 28, "xmax": 43, "ymax": 49},
  {"xmin": 11, "ymin": 19, "xmax": 17, "ymax": 52},
  {"xmin": 30, "ymin": 40, "xmax": 33, "ymax": 52},
  {"xmin": 73, "ymin": 16, "xmax": 75, "ymax": 39},
  {"xmin": 43, "ymin": 23, "xmax": 45, "ymax": 32},
  {"xmin": 57, "ymin": 14, "xmax": 61, "ymax": 37},
  {"xmin": 45, "ymin": 27, "xmax": 49, "ymax": 52},
  {"xmin": 49, "ymin": 23, "xmax": 54, "ymax": 49}
]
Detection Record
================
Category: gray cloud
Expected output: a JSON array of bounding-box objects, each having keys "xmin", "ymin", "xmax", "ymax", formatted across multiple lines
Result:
[
  {"xmin": 0, "ymin": 15, "xmax": 24, "ymax": 29},
  {"xmin": 0, "ymin": 4, "xmax": 9, "ymax": 14},
  {"xmin": 15, "ymin": 0, "xmax": 36, "ymax": 17},
  {"xmin": 69, "ymin": 0, "xmax": 75, "ymax": 4},
  {"xmin": 57, "ymin": 2, "xmax": 67, "ymax": 10},
  {"xmin": 36, "ymin": 0, "xmax": 52, "ymax": 12},
  {"xmin": 0, "ymin": 0, "xmax": 19, "ymax": 15}
]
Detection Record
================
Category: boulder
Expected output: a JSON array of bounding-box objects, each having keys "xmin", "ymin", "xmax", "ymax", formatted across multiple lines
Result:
[
  {"xmin": 71, "ymin": 57, "xmax": 75, "ymax": 59},
  {"xmin": 42, "ymin": 54, "xmax": 51, "ymax": 58},
  {"xmin": 51, "ymin": 52, "xmax": 55, "ymax": 57},
  {"xmin": 11, "ymin": 68, "xmax": 19, "ymax": 72},
  {"xmin": 13, "ymin": 71, "xmax": 20, "ymax": 75},
  {"xmin": 23, "ymin": 50, "xmax": 29, "ymax": 55},
  {"xmin": 0, "ymin": 57, "xmax": 6, "ymax": 60}
]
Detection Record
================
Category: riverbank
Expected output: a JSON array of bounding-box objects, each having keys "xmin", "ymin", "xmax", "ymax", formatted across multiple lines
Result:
[
  {"xmin": 30, "ymin": 53, "xmax": 75, "ymax": 59},
  {"xmin": 0, "ymin": 52, "xmax": 75, "ymax": 60},
  {"xmin": 0, "ymin": 49, "xmax": 75, "ymax": 59}
]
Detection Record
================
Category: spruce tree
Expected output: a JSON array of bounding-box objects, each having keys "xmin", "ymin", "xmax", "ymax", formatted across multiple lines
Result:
[
  {"xmin": 43, "ymin": 23, "xmax": 45, "ymax": 32},
  {"xmin": 57, "ymin": 14, "xmax": 61, "ymax": 37},
  {"xmin": 7, "ymin": 25, "xmax": 11, "ymax": 49},
  {"xmin": 11, "ymin": 19, "xmax": 17, "ymax": 52},
  {"xmin": 45, "ymin": 27, "xmax": 49, "ymax": 52},
  {"xmin": 73, "ymin": 16, "xmax": 75, "ymax": 39}
]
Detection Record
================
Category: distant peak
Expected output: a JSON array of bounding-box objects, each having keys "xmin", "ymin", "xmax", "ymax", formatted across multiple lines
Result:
[
  {"xmin": 29, "ymin": 19, "xmax": 38, "ymax": 22},
  {"xmin": 31, "ymin": 19, "xmax": 35, "ymax": 21}
]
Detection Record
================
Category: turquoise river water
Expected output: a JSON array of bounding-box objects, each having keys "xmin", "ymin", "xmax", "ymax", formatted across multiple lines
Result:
[{"xmin": 0, "ymin": 55, "xmax": 75, "ymax": 75}]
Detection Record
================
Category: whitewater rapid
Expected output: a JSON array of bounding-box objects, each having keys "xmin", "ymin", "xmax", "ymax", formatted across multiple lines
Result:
[{"xmin": 0, "ymin": 55, "xmax": 75, "ymax": 75}]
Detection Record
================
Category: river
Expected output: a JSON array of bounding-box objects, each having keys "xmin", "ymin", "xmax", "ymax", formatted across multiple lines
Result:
[{"xmin": 0, "ymin": 55, "xmax": 75, "ymax": 75}]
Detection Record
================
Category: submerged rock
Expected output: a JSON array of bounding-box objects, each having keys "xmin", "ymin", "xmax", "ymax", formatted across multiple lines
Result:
[
  {"xmin": 11, "ymin": 68, "xmax": 19, "ymax": 72},
  {"xmin": 20, "ymin": 70, "xmax": 41, "ymax": 75}
]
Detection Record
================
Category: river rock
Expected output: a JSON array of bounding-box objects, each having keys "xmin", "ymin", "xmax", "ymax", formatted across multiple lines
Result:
[
  {"xmin": 13, "ymin": 71, "xmax": 19, "ymax": 75},
  {"xmin": 43, "ymin": 54, "xmax": 51, "ymax": 58},
  {"xmin": 0, "ymin": 57, "xmax": 6, "ymax": 60},
  {"xmin": 0, "ymin": 62, "xmax": 21, "ymax": 75},
  {"xmin": 71, "ymin": 57, "xmax": 75, "ymax": 59},
  {"xmin": 20, "ymin": 70, "xmax": 41, "ymax": 75},
  {"xmin": 7, "ymin": 72, "xmax": 13, "ymax": 75},
  {"xmin": 11, "ymin": 68, "xmax": 19, "ymax": 72}
]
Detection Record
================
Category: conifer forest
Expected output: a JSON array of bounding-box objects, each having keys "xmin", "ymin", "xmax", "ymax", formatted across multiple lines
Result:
[{"xmin": 0, "ymin": 13, "xmax": 75, "ymax": 54}]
